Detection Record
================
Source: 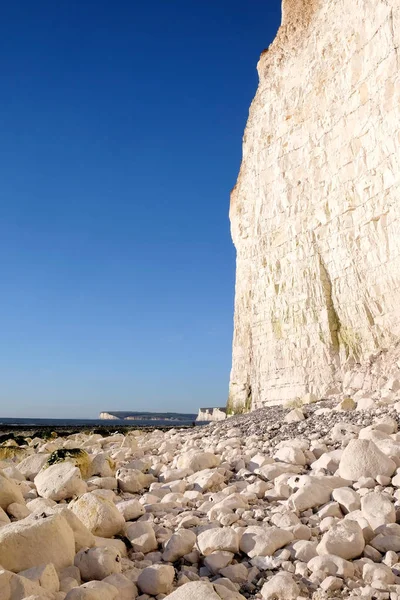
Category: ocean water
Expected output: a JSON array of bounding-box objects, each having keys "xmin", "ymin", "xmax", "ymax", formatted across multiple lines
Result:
[{"xmin": 0, "ymin": 413, "xmax": 198, "ymax": 428}]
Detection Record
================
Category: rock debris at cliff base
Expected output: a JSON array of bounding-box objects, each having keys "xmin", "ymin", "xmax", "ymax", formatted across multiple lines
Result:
[
  {"xmin": 229, "ymin": 0, "xmax": 400, "ymax": 410},
  {"xmin": 4, "ymin": 398, "xmax": 400, "ymax": 598}
]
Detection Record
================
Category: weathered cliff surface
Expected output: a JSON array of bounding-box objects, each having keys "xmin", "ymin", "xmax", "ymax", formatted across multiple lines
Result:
[{"xmin": 229, "ymin": 0, "xmax": 400, "ymax": 411}]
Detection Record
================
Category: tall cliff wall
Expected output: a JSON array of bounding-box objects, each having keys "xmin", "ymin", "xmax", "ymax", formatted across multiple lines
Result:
[{"xmin": 229, "ymin": 0, "xmax": 400, "ymax": 411}]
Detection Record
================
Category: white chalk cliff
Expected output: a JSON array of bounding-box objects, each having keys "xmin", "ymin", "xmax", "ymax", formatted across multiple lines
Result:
[
  {"xmin": 229, "ymin": 0, "xmax": 400, "ymax": 411},
  {"xmin": 196, "ymin": 407, "xmax": 227, "ymax": 422}
]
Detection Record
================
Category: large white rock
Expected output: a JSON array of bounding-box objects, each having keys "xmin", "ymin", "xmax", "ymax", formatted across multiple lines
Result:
[
  {"xmin": 288, "ymin": 482, "xmax": 331, "ymax": 511},
  {"xmin": 19, "ymin": 563, "xmax": 60, "ymax": 593},
  {"xmin": 274, "ymin": 446, "xmax": 306, "ymax": 465},
  {"xmin": 102, "ymin": 573, "xmax": 138, "ymax": 600},
  {"xmin": 34, "ymin": 462, "xmax": 87, "ymax": 501},
  {"xmin": 363, "ymin": 562, "xmax": 395, "ymax": 585},
  {"xmin": 116, "ymin": 468, "xmax": 147, "ymax": 493},
  {"xmin": 0, "ymin": 471, "xmax": 25, "ymax": 509},
  {"xmin": 125, "ymin": 521, "xmax": 158, "ymax": 553},
  {"xmin": 50, "ymin": 507, "xmax": 96, "ymax": 552},
  {"xmin": 137, "ymin": 564, "xmax": 174, "ymax": 596},
  {"xmin": 307, "ymin": 555, "xmax": 355, "ymax": 578},
  {"xmin": 338, "ymin": 439, "xmax": 396, "ymax": 481},
  {"xmin": 332, "ymin": 487, "xmax": 360, "ymax": 514},
  {"xmin": 177, "ymin": 451, "xmax": 220, "ymax": 473},
  {"xmin": 75, "ymin": 547, "xmax": 122, "ymax": 581},
  {"xmin": 0, "ymin": 568, "xmax": 54, "ymax": 600},
  {"xmin": 317, "ymin": 520, "xmax": 365, "ymax": 559},
  {"xmin": 0, "ymin": 514, "xmax": 75, "ymax": 572},
  {"xmin": 17, "ymin": 454, "xmax": 50, "ymax": 481},
  {"xmin": 163, "ymin": 529, "xmax": 197, "ymax": 562},
  {"xmin": 164, "ymin": 581, "xmax": 221, "ymax": 599},
  {"xmin": 284, "ymin": 409, "xmax": 305, "ymax": 423},
  {"xmin": 239, "ymin": 526, "xmax": 293, "ymax": 557},
  {"xmin": 261, "ymin": 572, "xmax": 300, "ymax": 600},
  {"xmin": 186, "ymin": 468, "xmax": 225, "ymax": 492},
  {"xmin": 197, "ymin": 527, "xmax": 239, "ymax": 556},
  {"xmin": 64, "ymin": 580, "xmax": 118, "ymax": 600},
  {"xmin": 115, "ymin": 499, "xmax": 144, "ymax": 521},
  {"xmin": 361, "ymin": 491, "xmax": 396, "ymax": 530},
  {"xmin": 89, "ymin": 454, "xmax": 115, "ymax": 478},
  {"xmin": 70, "ymin": 493, "xmax": 125, "ymax": 538}
]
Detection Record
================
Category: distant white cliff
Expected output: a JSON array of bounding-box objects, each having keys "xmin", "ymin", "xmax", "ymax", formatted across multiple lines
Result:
[
  {"xmin": 196, "ymin": 407, "xmax": 227, "ymax": 422},
  {"xmin": 99, "ymin": 412, "xmax": 119, "ymax": 420}
]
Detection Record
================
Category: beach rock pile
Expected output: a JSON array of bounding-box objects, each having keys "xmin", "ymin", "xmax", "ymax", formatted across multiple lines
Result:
[{"xmin": 4, "ymin": 399, "xmax": 400, "ymax": 598}]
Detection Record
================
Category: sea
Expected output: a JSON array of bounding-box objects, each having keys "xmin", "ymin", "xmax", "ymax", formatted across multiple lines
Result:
[{"xmin": 0, "ymin": 413, "xmax": 199, "ymax": 428}]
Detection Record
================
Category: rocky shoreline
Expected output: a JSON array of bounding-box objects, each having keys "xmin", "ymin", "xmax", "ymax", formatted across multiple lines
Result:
[{"xmin": 2, "ymin": 400, "xmax": 400, "ymax": 599}]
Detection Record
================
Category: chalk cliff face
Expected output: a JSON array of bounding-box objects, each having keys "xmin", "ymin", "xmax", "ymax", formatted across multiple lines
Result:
[
  {"xmin": 99, "ymin": 412, "xmax": 119, "ymax": 420},
  {"xmin": 229, "ymin": 0, "xmax": 400, "ymax": 411},
  {"xmin": 196, "ymin": 407, "xmax": 227, "ymax": 422}
]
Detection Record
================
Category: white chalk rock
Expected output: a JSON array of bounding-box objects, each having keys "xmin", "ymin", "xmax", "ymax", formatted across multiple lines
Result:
[
  {"xmin": 164, "ymin": 581, "xmax": 221, "ymax": 599},
  {"xmin": 239, "ymin": 526, "xmax": 293, "ymax": 558},
  {"xmin": 274, "ymin": 446, "xmax": 306, "ymax": 465},
  {"xmin": 70, "ymin": 493, "xmax": 125, "ymax": 538},
  {"xmin": 363, "ymin": 562, "xmax": 395, "ymax": 585},
  {"xmin": 307, "ymin": 554, "xmax": 355, "ymax": 578},
  {"xmin": 116, "ymin": 468, "xmax": 147, "ymax": 493},
  {"xmin": 94, "ymin": 536, "xmax": 127, "ymax": 558},
  {"xmin": 0, "ymin": 568, "xmax": 54, "ymax": 600},
  {"xmin": 75, "ymin": 547, "xmax": 122, "ymax": 581},
  {"xmin": 115, "ymin": 499, "xmax": 144, "ymax": 521},
  {"xmin": 137, "ymin": 564, "xmax": 174, "ymax": 596},
  {"xmin": 6, "ymin": 502, "xmax": 30, "ymax": 520},
  {"xmin": 338, "ymin": 439, "xmax": 396, "ymax": 481},
  {"xmin": 89, "ymin": 454, "xmax": 115, "ymax": 478},
  {"xmin": 289, "ymin": 540, "xmax": 318, "ymax": 562},
  {"xmin": 256, "ymin": 463, "xmax": 302, "ymax": 480},
  {"xmin": 17, "ymin": 454, "xmax": 50, "ymax": 481},
  {"xmin": 204, "ymin": 551, "xmax": 234, "ymax": 574},
  {"xmin": 219, "ymin": 562, "xmax": 248, "ymax": 583},
  {"xmin": 357, "ymin": 397, "xmax": 376, "ymax": 411},
  {"xmin": 0, "ymin": 471, "xmax": 25, "ymax": 509},
  {"xmin": 320, "ymin": 576, "xmax": 343, "ymax": 592},
  {"xmin": 284, "ymin": 409, "xmax": 305, "ymax": 423},
  {"xmin": 187, "ymin": 468, "xmax": 225, "ymax": 492},
  {"xmin": 0, "ymin": 513, "xmax": 75, "ymax": 572},
  {"xmin": 311, "ymin": 450, "xmax": 342, "ymax": 473},
  {"xmin": 288, "ymin": 482, "xmax": 332, "ymax": 511},
  {"xmin": 64, "ymin": 580, "xmax": 118, "ymax": 600},
  {"xmin": 19, "ymin": 563, "xmax": 60, "ymax": 593},
  {"xmin": 261, "ymin": 572, "xmax": 300, "ymax": 600},
  {"xmin": 102, "ymin": 573, "xmax": 137, "ymax": 600},
  {"xmin": 197, "ymin": 527, "xmax": 239, "ymax": 556},
  {"xmin": 2, "ymin": 465, "xmax": 25, "ymax": 482},
  {"xmin": 34, "ymin": 462, "xmax": 86, "ymax": 502},
  {"xmin": 361, "ymin": 491, "xmax": 396, "ymax": 530},
  {"xmin": 0, "ymin": 505, "xmax": 10, "ymax": 525},
  {"xmin": 317, "ymin": 520, "xmax": 365, "ymax": 559},
  {"xmin": 248, "ymin": 454, "xmax": 273, "ymax": 471},
  {"xmin": 332, "ymin": 487, "xmax": 360, "ymax": 514},
  {"xmin": 125, "ymin": 521, "xmax": 158, "ymax": 553},
  {"xmin": 49, "ymin": 507, "xmax": 96, "ymax": 552},
  {"xmin": 26, "ymin": 497, "xmax": 56, "ymax": 513},
  {"xmin": 177, "ymin": 451, "xmax": 220, "ymax": 473},
  {"xmin": 163, "ymin": 529, "xmax": 197, "ymax": 562}
]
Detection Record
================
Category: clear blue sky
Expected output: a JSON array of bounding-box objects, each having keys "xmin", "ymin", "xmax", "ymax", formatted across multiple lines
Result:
[{"xmin": 0, "ymin": 1, "xmax": 281, "ymax": 418}]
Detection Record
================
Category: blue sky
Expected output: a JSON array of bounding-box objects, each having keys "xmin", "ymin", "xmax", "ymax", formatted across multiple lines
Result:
[{"xmin": 0, "ymin": 1, "xmax": 281, "ymax": 418}]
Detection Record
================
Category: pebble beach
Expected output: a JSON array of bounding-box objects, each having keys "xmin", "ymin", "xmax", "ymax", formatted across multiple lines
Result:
[{"xmin": 2, "ymin": 399, "xmax": 400, "ymax": 599}]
